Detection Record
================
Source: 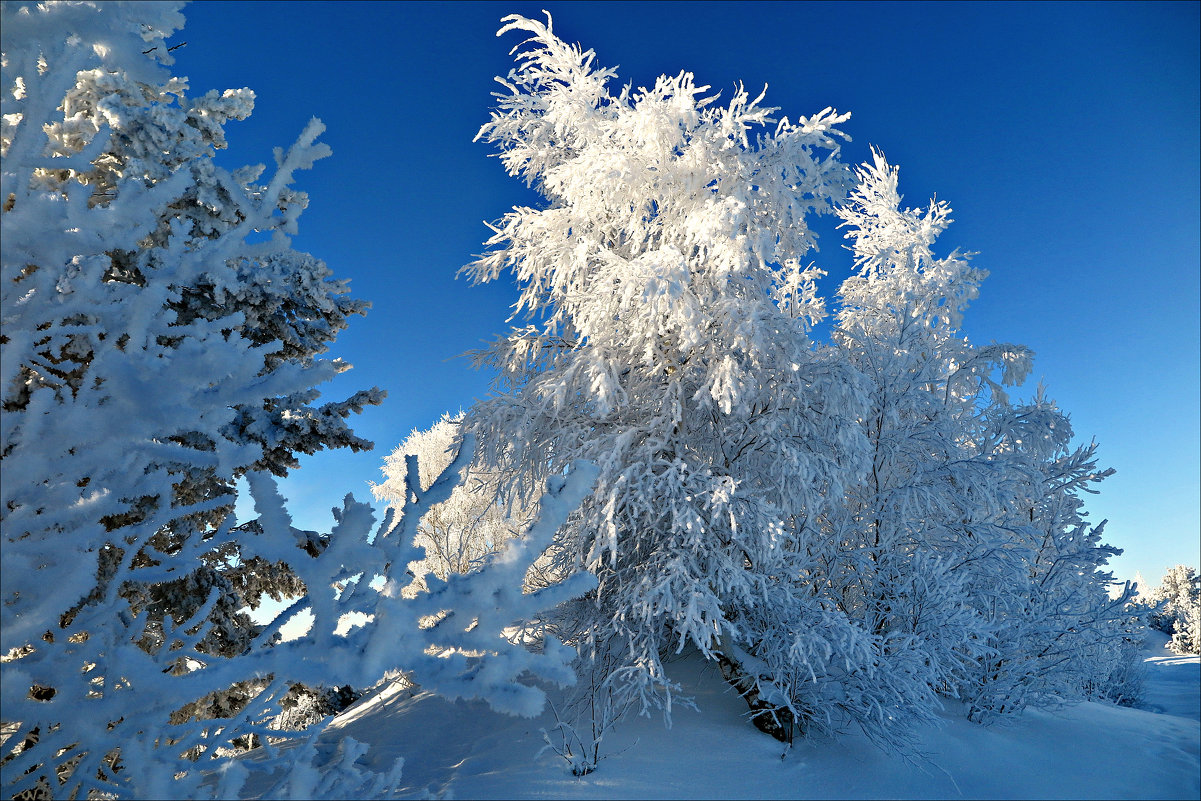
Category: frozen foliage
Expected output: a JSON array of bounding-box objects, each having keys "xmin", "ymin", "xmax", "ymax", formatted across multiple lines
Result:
[
  {"xmin": 832, "ymin": 153, "xmax": 1141, "ymax": 721},
  {"xmin": 2, "ymin": 0, "xmax": 386, "ymax": 735},
  {"xmin": 1173, "ymin": 606, "xmax": 1201, "ymax": 657},
  {"xmin": 3, "ymin": 434, "xmax": 596, "ymax": 799},
  {"xmin": 1143, "ymin": 565, "xmax": 1201, "ymax": 655},
  {"xmin": 372, "ymin": 412, "xmax": 529, "ymax": 591},
  {"xmin": 1, "ymin": 3, "xmax": 597, "ymax": 798},
  {"xmin": 164, "ymin": 444, "xmax": 599, "ymax": 799},
  {"xmin": 461, "ymin": 11, "xmax": 891, "ymax": 758},
  {"xmin": 442, "ymin": 13, "xmax": 1143, "ymax": 763}
]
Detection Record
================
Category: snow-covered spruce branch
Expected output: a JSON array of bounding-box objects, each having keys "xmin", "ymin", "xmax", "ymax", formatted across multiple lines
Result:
[
  {"xmin": 3, "ymin": 424, "xmax": 598, "ymax": 799},
  {"xmin": 2, "ymin": 4, "xmax": 591, "ymax": 797},
  {"xmin": 187, "ymin": 445, "xmax": 599, "ymax": 799}
]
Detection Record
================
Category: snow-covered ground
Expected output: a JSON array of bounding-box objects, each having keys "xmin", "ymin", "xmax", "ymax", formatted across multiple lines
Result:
[
  {"xmin": 244, "ymin": 633, "xmax": 1200, "ymax": 800},
  {"xmin": 1140, "ymin": 632, "xmax": 1201, "ymax": 720}
]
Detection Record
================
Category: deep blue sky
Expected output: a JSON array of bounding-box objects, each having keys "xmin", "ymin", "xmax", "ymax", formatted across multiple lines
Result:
[{"xmin": 171, "ymin": 1, "xmax": 1199, "ymax": 586}]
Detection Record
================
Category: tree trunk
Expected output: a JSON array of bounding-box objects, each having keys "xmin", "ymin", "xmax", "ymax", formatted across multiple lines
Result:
[{"xmin": 715, "ymin": 652, "xmax": 794, "ymax": 743}]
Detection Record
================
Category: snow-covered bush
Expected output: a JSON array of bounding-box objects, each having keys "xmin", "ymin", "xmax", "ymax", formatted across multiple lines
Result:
[
  {"xmin": 1, "ymin": 4, "xmax": 598, "ymax": 797},
  {"xmin": 538, "ymin": 639, "xmax": 642, "ymax": 777},
  {"xmin": 964, "ymin": 428, "xmax": 1140, "ymax": 719}
]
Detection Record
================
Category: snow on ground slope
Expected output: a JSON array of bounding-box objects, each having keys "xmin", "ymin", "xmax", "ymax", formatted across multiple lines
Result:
[
  {"xmin": 1140, "ymin": 630, "xmax": 1200, "ymax": 720},
  {"xmin": 244, "ymin": 635, "xmax": 1200, "ymax": 800}
]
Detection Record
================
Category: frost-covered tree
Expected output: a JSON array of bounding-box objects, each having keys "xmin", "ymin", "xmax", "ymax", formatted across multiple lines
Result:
[
  {"xmin": 1, "ymin": 0, "xmax": 361, "ymax": 791},
  {"xmin": 1, "ymin": 0, "xmax": 395, "ymax": 772},
  {"xmin": 957, "ymin": 399, "xmax": 1141, "ymax": 716},
  {"xmin": 1, "ymin": 0, "xmax": 384, "ymax": 678},
  {"xmin": 1171, "ymin": 605, "xmax": 1201, "ymax": 656},
  {"xmin": 1144, "ymin": 565, "xmax": 1201, "ymax": 655},
  {"xmin": 462, "ymin": 12, "xmax": 866, "ymax": 744},
  {"xmin": 830, "ymin": 152, "xmax": 1138, "ymax": 722},
  {"xmin": 1, "ymin": 3, "xmax": 596, "ymax": 797},
  {"xmin": 333, "ymin": 11, "xmax": 1138, "ymax": 767},
  {"xmin": 372, "ymin": 412, "xmax": 529, "ymax": 590},
  {"xmin": 804, "ymin": 151, "xmax": 1023, "ymax": 737}
]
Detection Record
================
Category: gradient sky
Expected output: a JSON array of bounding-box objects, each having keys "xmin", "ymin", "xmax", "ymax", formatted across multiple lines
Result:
[{"xmin": 170, "ymin": 1, "xmax": 1199, "ymax": 587}]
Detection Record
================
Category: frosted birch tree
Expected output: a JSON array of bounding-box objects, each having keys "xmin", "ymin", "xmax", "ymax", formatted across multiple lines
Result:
[
  {"xmin": 371, "ymin": 412, "xmax": 529, "ymax": 590},
  {"xmin": 462, "ymin": 13, "xmax": 868, "ymax": 749},
  {"xmin": 831, "ymin": 152, "xmax": 1138, "ymax": 723},
  {"xmin": 828, "ymin": 149, "xmax": 1031, "ymax": 701}
]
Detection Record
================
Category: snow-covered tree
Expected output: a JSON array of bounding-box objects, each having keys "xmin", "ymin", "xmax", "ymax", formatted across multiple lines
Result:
[
  {"xmin": 292, "ymin": 11, "xmax": 1142, "ymax": 767},
  {"xmin": 958, "ymin": 401, "xmax": 1141, "ymax": 717},
  {"xmin": 462, "ymin": 12, "xmax": 869, "ymax": 745},
  {"xmin": 1, "ymin": 4, "xmax": 597, "ymax": 796},
  {"xmin": 455, "ymin": 14, "xmax": 1139, "ymax": 759},
  {"xmin": 1171, "ymin": 604, "xmax": 1201, "ymax": 656},
  {"xmin": 1, "ymin": 0, "xmax": 398, "ymax": 774},
  {"xmin": 821, "ymin": 150, "xmax": 1031, "ymax": 734},
  {"xmin": 0, "ymin": 0, "xmax": 362, "ymax": 791},
  {"xmin": 1144, "ymin": 565, "xmax": 1201, "ymax": 654},
  {"xmin": 831, "ymin": 152, "xmax": 1138, "ymax": 722},
  {"xmin": 372, "ymin": 412, "xmax": 529, "ymax": 590},
  {"xmin": 1, "ymin": 0, "xmax": 385, "ymax": 674}
]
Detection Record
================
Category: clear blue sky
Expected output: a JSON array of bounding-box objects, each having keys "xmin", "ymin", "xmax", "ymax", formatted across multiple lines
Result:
[{"xmin": 171, "ymin": 1, "xmax": 1199, "ymax": 587}]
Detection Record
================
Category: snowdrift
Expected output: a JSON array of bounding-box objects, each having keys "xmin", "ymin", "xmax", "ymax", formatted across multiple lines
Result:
[{"xmin": 239, "ymin": 633, "xmax": 1199, "ymax": 800}]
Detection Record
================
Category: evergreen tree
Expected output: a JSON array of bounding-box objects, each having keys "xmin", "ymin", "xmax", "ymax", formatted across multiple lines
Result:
[
  {"xmin": 2, "ymin": 5, "xmax": 595, "ymax": 796},
  {"xmin": 1, "ymin": 0, "xmax": 384, "ymax": 671}
]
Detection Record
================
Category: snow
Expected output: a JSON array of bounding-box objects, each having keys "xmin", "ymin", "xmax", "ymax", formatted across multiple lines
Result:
[
  {"xmin": 1141, "ymin": 630, "xmax": 1200, "ymax": 721},
  {"xmin": 236, "ymin": 633, "xmax": 1200, "ymax": 800}
]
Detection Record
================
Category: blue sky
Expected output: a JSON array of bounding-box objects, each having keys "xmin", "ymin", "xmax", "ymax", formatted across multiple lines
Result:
[{"xmin": 171, "ymin": 1, "xmax": 1198, "ymax": 587}]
